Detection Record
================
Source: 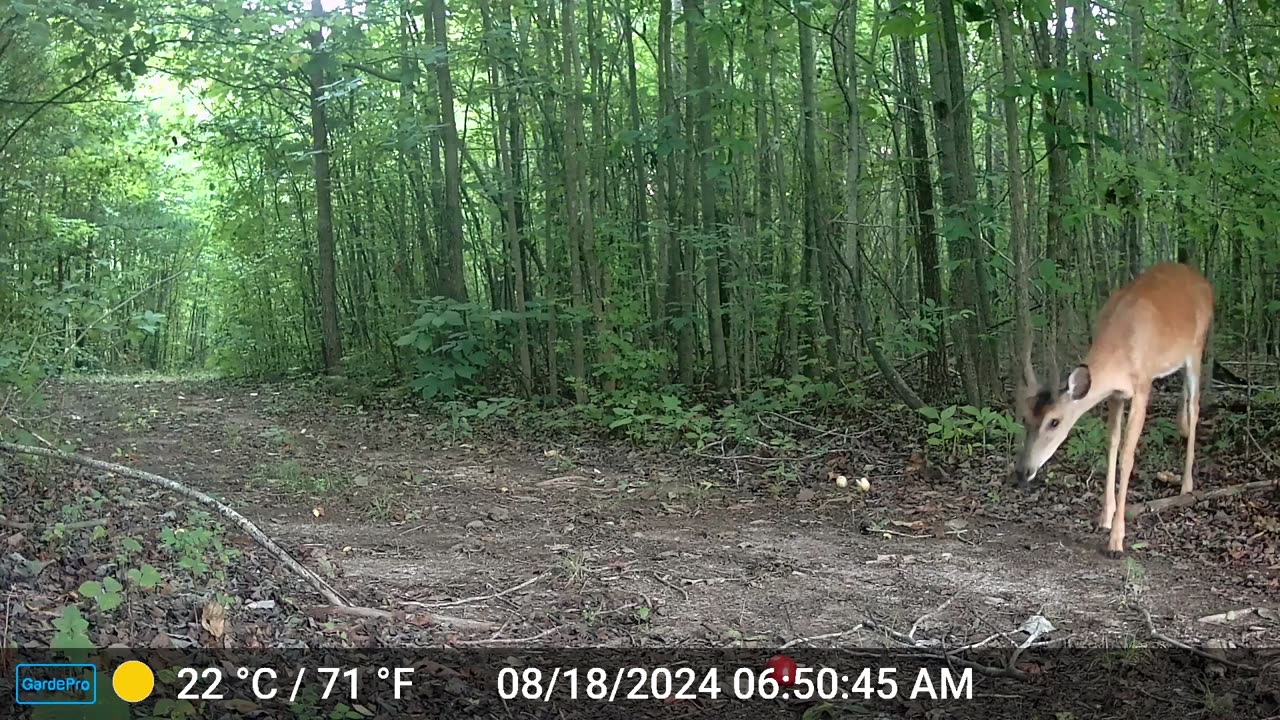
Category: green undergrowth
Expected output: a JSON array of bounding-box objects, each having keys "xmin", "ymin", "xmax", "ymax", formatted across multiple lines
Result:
[
  {"xmin": 360, "ymin": 381, "xmax": 1280, "ymax": 480},
  {"xmin": 404, "ymin": 379, "xmax": 862, "ymax": 451}
]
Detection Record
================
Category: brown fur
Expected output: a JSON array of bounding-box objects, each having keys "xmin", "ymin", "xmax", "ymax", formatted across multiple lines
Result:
[{"xmin": 1013, "ymin": 262, "xmax": 1214, "ymax": 559}]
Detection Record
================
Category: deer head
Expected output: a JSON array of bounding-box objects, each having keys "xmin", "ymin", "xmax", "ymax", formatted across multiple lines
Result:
[{"xmin": 1012, "ymin": 361, "xmax": 1093, "ymax": 486}]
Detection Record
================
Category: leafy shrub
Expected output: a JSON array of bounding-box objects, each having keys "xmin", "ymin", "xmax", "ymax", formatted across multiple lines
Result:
[
  {"xmin": 577, "ymin": 387, "xmax": 716, "ymax": 448},
  {"xmin": 439, "ymin": 397, "xmax": 520, "ymax": 439},
  {"xmin": 917, "ymin": 405, "xmax": 1018, "ymax": 455},
  {"xmin": 396, "ymin": 298, "xmax": 517, "ymax": 400}
]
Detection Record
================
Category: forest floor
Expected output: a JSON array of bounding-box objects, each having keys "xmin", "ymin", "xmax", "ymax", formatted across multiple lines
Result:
[{"xmin": 4, "ymin": 377, "xmax": 1280, "ymax": 717}]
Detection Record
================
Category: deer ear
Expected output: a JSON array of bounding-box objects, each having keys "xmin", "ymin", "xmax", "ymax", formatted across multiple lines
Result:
[{"xmin": 1066, "ymin": 365, "xmax": 1091, "ymax": 400}]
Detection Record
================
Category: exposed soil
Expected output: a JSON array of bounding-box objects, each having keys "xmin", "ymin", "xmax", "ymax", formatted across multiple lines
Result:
[{"xmin": 4, "ymin": 378, "xmax": 1279, "ymax": 718}]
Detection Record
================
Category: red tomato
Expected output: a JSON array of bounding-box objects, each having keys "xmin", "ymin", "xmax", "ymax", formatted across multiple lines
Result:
[{"xmin": 765, "ymin": 654, "xmax": 798, "ymax": 686}]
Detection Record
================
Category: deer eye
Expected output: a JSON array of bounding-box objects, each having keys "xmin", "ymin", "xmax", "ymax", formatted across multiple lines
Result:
[{"xmin": 1048, "ymin": 419, "xmax": 1060, "ymax": 430}]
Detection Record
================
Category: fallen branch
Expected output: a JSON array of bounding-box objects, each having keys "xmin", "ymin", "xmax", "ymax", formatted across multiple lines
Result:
[
  {"xmin": 919, "ymin": 651, "xmax": 1031, "ymax": 680},
  {"xmin": 859, "ymin": 618, "xmax": 1031, "ymax": 681},
  {"xmin": 910, "ymin": 596, "xmax": 956, "ymax": 641},
  {"xmin": 1141, "ymin": 608, "xmax": 1258, "ymax": 671},
  {"xmin": 407, "ymin": 573, "xmax": 545, "ymax": 610},
  {"xmin": 308, "ymin": 605, "xmax": 497, "ymax": 632},
  {"xmin": 779, "ymin": 624, "xmax": 865, "ymax": 649},
  {"xmin": 1125, "ymin": 479, "xmax": 1278, "ymax": 519},
  {"xmin": 1246, "ymin": 429, "xmax": 1280, "ymax": 471},
  {"xmin": 0, "ymin": 440, "xmax": 349, "ymax": 605},
  {"xmin": 453, "ymin": 624, "xmax": 566, "ymax": 645},
  {"xmin": 1197, "ymin": 607, "xmax": 1277, "ymax": 625},
  {"xmin": 843, "ymin": 646, "xmax": 1030, "ymax": 681},
  {"xmin": 2, "ymin": 441, "xmax": 502, "ymax": 633}
]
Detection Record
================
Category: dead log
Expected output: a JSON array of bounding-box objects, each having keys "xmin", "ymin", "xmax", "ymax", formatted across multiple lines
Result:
[
  {"xmin": 1, "ymin": 440, "xmax": 350, "ymax": 606},
  {"xmin": 1126, "ymin": 479, "xmax": 1278, "ymax": 519}
]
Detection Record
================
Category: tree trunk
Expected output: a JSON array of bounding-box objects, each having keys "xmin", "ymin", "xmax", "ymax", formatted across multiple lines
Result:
[
  {"xmin": 430, "ymin": 0, "xmax": 468, "ymax": 301},
  {"xmin": 583, "ymin": 0, "xmax": 615, "ymax": 392},
  {"xmin": 659, "ymin": 0, "xmax": 693, "ymax": 386},
  {"xmin": 1029, "ymin": 0, "xmax": 1071, "ymax": 380},
  {"xmin": 798, "ymin": 3, "xmax": 833, "ymax": 373},
  {"xmin": 923, "ymin": 0, "xmax": 991, "ymax": 404},
  {"xmin": 892, "ymin": 0, "xmax": 947, "ymax": 396},
  {"xmin": 994, "ymin": 0, "xmax": 1033, "ymax": 391},
  {"xmin": 622, "ymin": 5, "xmax": 657, "ymax": 339},
  {"xmin": 486, "ymin": 0, "xmax": 533, "ymax": 395},
  {"xmin": 1123, "ymin": 0, "xmax": 1145, "ymax": 279},
  {"xmin": 843, "ymin": 0, "xmax": 922, "ymax": 409},
  {"xmin": 308, "ymin": 3, "xmax": 343, "ymax": 374},
  {"xmin": 561, "ymin": 0, "xmax": 590, "ymax": 401},
  {"xmin": 688, "ymin": 0, "xmax": 728, "ymax": 390},
  {"xmin": 1168, "ymin": 0, "xmax": 1194, "ymax": 265}
]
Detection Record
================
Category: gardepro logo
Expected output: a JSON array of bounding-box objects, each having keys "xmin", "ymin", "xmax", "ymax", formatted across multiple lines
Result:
[{"xmin": 14, "ymin": 663, "xmax": 97, "ymax": 705}]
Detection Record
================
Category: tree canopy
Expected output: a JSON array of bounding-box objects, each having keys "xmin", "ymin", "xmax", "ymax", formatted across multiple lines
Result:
[{"xmin": 3, "ymin": 0, "xmax": 1279, "ymax": 440}]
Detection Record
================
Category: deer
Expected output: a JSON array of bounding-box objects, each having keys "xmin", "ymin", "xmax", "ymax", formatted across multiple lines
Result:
[{"xmin": 1012, "ymin": 262, "xmax": 1214, "ymax": 558}]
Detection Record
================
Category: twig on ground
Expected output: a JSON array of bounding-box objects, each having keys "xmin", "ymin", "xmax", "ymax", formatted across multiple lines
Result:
[
  {"xmin": 1141, "ymin": 608, "xmax": 1258, "ymax": 670},
  {"xmin": 484, "ymin": 620, "xmax": 512, "ymax": 640},
  {"xmin": 307, "ymin": 605, "xmax": 497, "ymax": 631},
  {"xmin": 453, "ymin": 624, "xmax": 566, "ymax": 646},
  {"xmin": 910, "ymin": 595, "xmax": 957, "ymax": 640},
  {"xmin": 1007, "ymin": 617, "xmax": 1052, "ymax": 672},
  {"xmin": 408, "ymin": 573, "xmax": 545, "ymax": 610},
  {"xmin": 651, "ymin": 571, "xmax": 691, "ymax": 601},
  {"xmin": 590, "ymin": 602, "xmax": 642, "ymax": 619},
  {"xmin": 1197, "ymin": 607, "xmax": 1272, "ymax": 625},
  {"xmin": 950, "ymin": 632, "xmax": 1004, "ymax": 652},
  {"xmin": 1246, "ymin": 429, "xmax": 1280, "ymax": 471},
  {"xmin": 860, "ymin": 617, "xmax": 1031, "ymax": 681},
  {"xmin": 867, "ymin": 527, "xmax": 927, "ymax": 539},
  {"xmin": 920, "ymin": 652, "xmax": 1030, "ymax": 680},
  {"xmin": 1126, "ymin": 479, "xmax": 1278, "ymax": 519},
  {"xmin": 779, "ymin": 624, "xmax": 865, "ymax": 649},
  {"xmin": 0, "ymin": 416, "xmax": 56, "ymax": 450},
  {"xmin": 0, "ymin": 440, "xmax": 352, "ymax": 607}
]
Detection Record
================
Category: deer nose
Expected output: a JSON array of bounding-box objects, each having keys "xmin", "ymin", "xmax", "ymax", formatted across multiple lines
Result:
[{"xmin": 1011, "ymin": 466, "xmax": 1039, "ymax": 487}]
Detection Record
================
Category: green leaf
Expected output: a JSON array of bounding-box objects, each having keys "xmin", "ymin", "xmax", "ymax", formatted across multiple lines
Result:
[
  {"xmin": 961, "ymin": 0, "xmax": 989, "ymax": 22},
  {"xmin": 881, "ymin": 14, "xmax": 920, "ymax": 37},
  {"xmin": 99, "ymin": 593, "xmax": 123, "ymax": 612},
  {"xmin": 78, "ymin": 581, "xmax": 102, "ymax": 598},
  {"xmin": 51, "ymin": 606, "xmax": 92, "ymax": 653},
  {"xmin": 104, "ymin": 576, "xmax": 123, "ymax": 593}
]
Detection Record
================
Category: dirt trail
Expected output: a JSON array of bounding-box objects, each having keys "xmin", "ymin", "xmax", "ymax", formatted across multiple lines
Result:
[{"xmin": 50, "ymin": 379, "xmax": 1279, "ymax": 650}]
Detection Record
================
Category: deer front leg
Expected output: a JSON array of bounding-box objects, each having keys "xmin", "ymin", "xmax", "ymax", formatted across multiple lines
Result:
[
  {"xmin": 1099, "ymin": 396, "xmax": 1124, "ymax": 531},
  {"xmin": 1106, "ymin": 389, "xmax": 1149, "ymax": 559}
]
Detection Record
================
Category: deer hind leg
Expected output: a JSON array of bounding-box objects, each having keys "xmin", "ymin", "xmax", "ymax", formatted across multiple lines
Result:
[
  {"xmin": 1099, "ymin": 396, "xmax": 1125, "ymax": 531},
  {"xmin": 1106, "ymin": 388, "xmax": 1149, "ymax": 559},
  {"xmin": 1180, "ymin": 357, "xmax": 1201, "ymax": 495}
]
